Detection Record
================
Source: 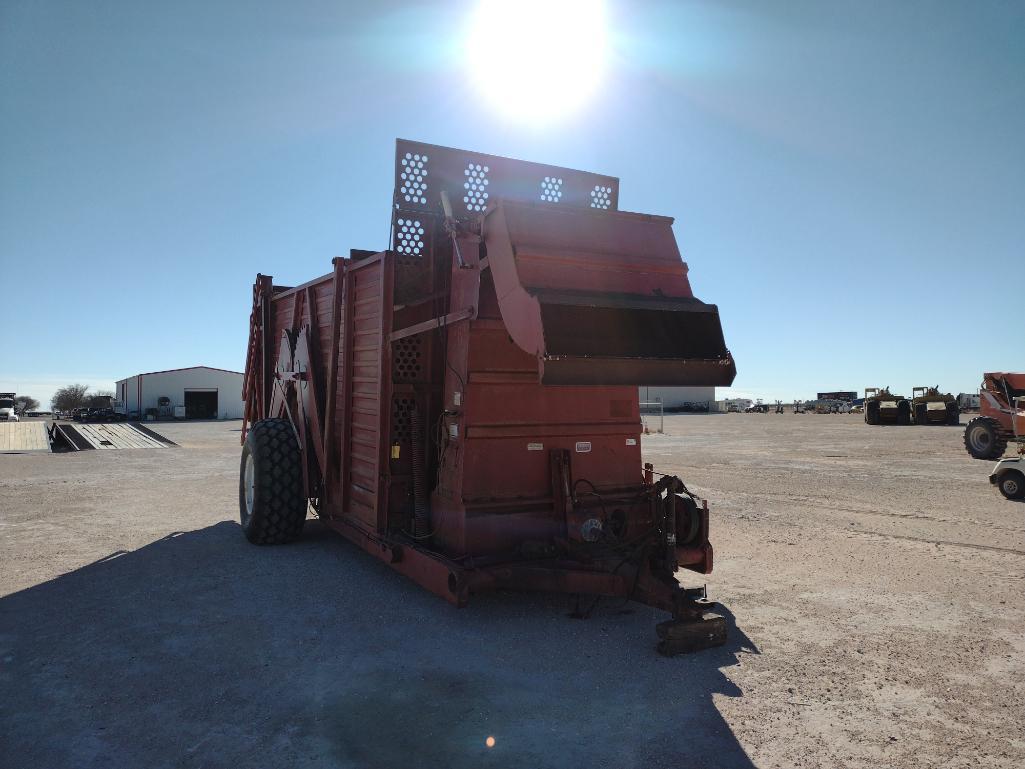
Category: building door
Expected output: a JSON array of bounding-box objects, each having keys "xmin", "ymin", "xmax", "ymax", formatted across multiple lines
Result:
[{"xmin": 184, "ymin": 389, "xmax": 218, "ymax": 419}]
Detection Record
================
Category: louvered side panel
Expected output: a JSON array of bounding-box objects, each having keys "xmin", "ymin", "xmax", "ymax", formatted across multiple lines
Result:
[
  {"xmin": 312, "ymin": 280, "xmax": 335, "ymax": 380},
  {"xmin": 271, "ymin": 293, "xmax": 294, "ymax": 345},
  {"xmin": 338, "ymin": 254, "xmax": 393, "ymax": 530}
]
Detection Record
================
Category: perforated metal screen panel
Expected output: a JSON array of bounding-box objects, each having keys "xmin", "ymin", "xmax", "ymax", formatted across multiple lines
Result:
[{"xmin": 393, "ymin": 139, "xmax": 619, "ymax": 218}]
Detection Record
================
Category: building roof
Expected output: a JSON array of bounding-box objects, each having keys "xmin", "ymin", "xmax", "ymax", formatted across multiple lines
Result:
[{"xmin": 118, "ymin": 365, "xmax": 244, "ymax": 381}]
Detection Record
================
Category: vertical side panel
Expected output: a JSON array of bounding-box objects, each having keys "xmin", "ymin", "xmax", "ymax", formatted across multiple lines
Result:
[
  {"xmin": 323, "ymin": 259, "xmax": 346, "ymax": 501},
  {"xmin": 243, "ymin": 276, "xmax": 273, "ymax": 439},
  {"xmin": 376, "ymin": 254, "xmax": 395, "ymax": 530},
  {"xmin": 334, "ymin": 265, "xmax": 356, "ymax": 515},
  {"xmin": 267, "ymin": 293, "xmax": 294, "ymax": 422},
  {"xmin": 260, "ymin": 291, "xmax": 272, "ymax": 421},
  {"xmin": 344, "ymin": 254, "xmax": 391, "ymax": 531},
  {"xmin": 312, "ymin": 279, "xmax": 336, "ymax": 379}
]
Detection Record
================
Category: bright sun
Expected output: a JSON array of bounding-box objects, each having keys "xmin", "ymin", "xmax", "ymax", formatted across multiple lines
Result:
[{"xmin": 465, "ymin": 0, "xmax": 608, "ymax": 122}]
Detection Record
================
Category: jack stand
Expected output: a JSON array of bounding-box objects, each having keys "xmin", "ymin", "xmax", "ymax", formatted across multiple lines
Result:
[{"xmin": 656, "ymin": 590, "xmax": 727, "ymax": 656}]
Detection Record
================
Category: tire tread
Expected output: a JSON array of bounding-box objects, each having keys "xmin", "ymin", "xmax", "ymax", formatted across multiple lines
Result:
[
  {"xmin": 239, "ymin": 418, "xmax": 306, "ymax": 544},
  {"xmin": 963, "ymin": 415, "xmax": 1008, "ymax": 460}
]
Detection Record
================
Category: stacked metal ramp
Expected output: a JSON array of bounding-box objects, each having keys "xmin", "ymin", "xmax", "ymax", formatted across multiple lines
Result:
[
  {"xmin": 0, "ymin": 422, "xmax": 51, "ymax": 453},
  {"xmin": 51, "ymin": 422, "xmax": 176, "ymax": 451}
]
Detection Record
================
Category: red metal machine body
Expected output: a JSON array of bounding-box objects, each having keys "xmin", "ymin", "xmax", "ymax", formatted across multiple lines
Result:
[
  {"xmin": 963, "ymin": 373, "xmax": 1025, "ymax": 459},
  {"xmin": 979, "ymin": 373, "xmax": 1025, "ymax": 432},
  {"xmin": 241, "ymin": 140, "xmax": 735, "ymax": 623}
]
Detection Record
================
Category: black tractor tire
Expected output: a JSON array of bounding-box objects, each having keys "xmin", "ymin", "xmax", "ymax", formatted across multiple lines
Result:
[
  {"xmin": 963, "ymin": 416, "xmax": 1008, "ymax": 460},
  {"xmin": 946, "ymin": 403, "xmax": 959, "ymax": 426},
  {"xmin": 239, "ymin": 418, "xmax": 307, "ymax": 544},
  {"xmin": 998, "ymin": 471, "xmax": 1025, "ymax": 500},
  {"xmin": 914, "ymin": 403, "xmax": 927, "ymax": 425},
  {"xmin": 865, "ymin": 400, "xmax": 880, "ymax": 425},
  {"xmin": 897, "ymin": 400, "xmax": 911, "ymax": 426}
]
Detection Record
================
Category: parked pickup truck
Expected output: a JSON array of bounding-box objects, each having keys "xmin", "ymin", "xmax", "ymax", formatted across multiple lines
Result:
[{"xmin": 76, "ymin": 407, "xmax": 127, "ymax": 423}]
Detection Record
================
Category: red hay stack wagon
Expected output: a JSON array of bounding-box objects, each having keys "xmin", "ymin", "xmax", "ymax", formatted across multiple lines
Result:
[
  {"xmin": 240, "ymin": 140, "xmax": 736, "ymax": 653},
  {"xmin": 964, "ymin": 373, "xmax": 1025, "ymax": 459}
]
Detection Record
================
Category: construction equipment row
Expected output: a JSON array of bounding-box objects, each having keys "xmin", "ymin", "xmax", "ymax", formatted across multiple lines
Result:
[{"xmin": 863, "ymin": 386, "xmax": 959, "ymax": 426}]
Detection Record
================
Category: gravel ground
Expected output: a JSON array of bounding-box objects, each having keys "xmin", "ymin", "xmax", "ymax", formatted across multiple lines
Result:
[{"xmin": 1, "ymin": 415, "xmax": 1022, "ymax": 768}]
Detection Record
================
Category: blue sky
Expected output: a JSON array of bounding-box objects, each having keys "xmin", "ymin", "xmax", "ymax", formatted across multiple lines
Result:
[{"xmin": 2, "ymin": 0, "xmax": 1022, "ymax": 407}]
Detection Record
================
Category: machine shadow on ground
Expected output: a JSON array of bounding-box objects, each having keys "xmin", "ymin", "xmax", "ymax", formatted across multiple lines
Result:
[{"xmin": 0, "ymin": 519, "xmax": 759, "ymax": 769}]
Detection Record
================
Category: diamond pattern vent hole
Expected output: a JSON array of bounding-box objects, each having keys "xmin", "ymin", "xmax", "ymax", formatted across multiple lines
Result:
[
  {"xmin": 540, "ymin": 176, "xmax": 563, "ymax": 203},
  {"xmin": 400, "ymin": 153, "xmax": 428, "ymax": 205},
  {"xmin": 590, "ymin": 184, "xmax": 612, "ymax": 209},
  {"xmin": 393, "ymin": 336, "xmax": 423, "ymax": 383},
  {"xmin": 392, "ymin": 397, "xmax": 414, "ymax": 443},
  {"xmin": 464, "ymin": 162, "xmax": 490, "ymax": 212},
  {"xmin": 396, "ymin": 218, "xmax": 425, "ymax": 256}
]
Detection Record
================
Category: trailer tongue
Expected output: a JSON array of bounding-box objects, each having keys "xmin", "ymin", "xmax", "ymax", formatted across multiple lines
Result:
[{"xmin": 240, "ymin": 140, "xmax": 736, "ymax": 654}]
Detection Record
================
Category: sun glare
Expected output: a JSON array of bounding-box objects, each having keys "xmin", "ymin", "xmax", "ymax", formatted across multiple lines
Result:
[{"xmin": 465, "ymin": 0, "xmax": 608, "ymax": 122}]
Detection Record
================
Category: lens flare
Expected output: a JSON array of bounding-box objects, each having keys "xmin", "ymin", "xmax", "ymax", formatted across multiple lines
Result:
[{"xmin": 465, "ymin": 0, "xmax": 608, "ymax": 122}]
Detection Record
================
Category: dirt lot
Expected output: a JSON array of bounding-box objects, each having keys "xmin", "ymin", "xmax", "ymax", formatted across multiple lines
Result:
[{"xmin": 1, "ymin": 416, "xmax": 1022, "ymax": 768}]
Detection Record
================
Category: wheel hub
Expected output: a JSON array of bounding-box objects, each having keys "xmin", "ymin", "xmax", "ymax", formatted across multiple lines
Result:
[{"xmin": 244, "ymin": 453, "xmax": 255, "ymax": 521}]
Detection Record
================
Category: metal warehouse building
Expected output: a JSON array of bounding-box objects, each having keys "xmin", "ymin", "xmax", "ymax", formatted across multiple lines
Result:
[
  {"xmin": 639, "ymin": 386, "xmax": 715, "ymax": 410},
  {"xmin": 115, "ymin": 366, "xmax": 244, "ymax": 420}
]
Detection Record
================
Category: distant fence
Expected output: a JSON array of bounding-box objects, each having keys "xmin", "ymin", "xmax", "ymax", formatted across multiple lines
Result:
[{"xmin": 640, "ymin": 398, "xmax": 664, "ymax": 434}]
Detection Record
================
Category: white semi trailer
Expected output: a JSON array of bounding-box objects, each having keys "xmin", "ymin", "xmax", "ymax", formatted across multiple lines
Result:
[
  {"xmin": 958, "ymin": 393, "xmax": 980, "ymax": 411},
  {"xmin": 0, "ymin": 392, "xmax": 19, "ymax": 422}
]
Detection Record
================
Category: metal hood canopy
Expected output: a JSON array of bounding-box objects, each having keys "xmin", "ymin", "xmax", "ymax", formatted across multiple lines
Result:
[{"xmin": 482, "ymin": 200, "xmax": 737, "ymax": 386}]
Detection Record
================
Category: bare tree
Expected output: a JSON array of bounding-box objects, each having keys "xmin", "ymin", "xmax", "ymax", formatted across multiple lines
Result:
[
  {"xmin": 14, "ymin": 395, "xmax": 40, "ymax": 414},
  {"xmin": 51, "ymin": 384, "xmax": 90, "ymax": 413}
]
